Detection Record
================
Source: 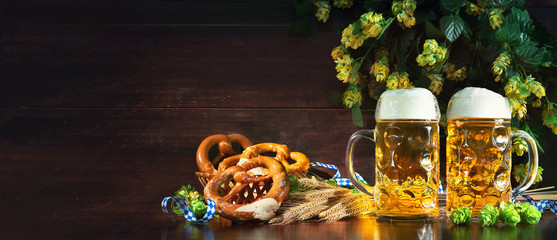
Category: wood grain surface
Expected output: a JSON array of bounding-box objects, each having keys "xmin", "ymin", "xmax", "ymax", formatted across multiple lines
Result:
[{"xmin": 1, "ymin": 1, "xmax": 556, "ymax": 238}]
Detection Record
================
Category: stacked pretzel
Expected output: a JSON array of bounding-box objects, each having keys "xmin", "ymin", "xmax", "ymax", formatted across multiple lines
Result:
[{"xmin": 196, "ymin": 134, "xmax": 310, "ymax": 222}]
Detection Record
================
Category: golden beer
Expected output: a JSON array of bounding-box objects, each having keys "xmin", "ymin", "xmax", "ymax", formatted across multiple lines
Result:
[
  {"xmin": 446, "ymin": 118, "xmax": 511, "ymax": 216},
  {"xmin": 374, "ymin": 120, "xmax": 439, "ymax": 218},
  {"xmin": 346, "ymin": 88, "xmax": 440, "ymax": 219},
  {"xmin": 445, "ymin": 87, "xmax": 538, "ymax": 217}
]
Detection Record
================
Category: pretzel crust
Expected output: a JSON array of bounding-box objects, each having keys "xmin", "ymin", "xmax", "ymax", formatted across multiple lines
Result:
[
  {"xmin": 287, "ymin": 151, "xmax": 310, "ymax": 177},
  {"xmin": 196, "ymin": 134, "xmax": 253, "ymax": 175},
  {"xmin": 204, "ymin": 156, "xmax": 290, "ymax": 222},
  {"xmin": 240, "ymin": 143, "xmax": 309, "ymax": 176}
]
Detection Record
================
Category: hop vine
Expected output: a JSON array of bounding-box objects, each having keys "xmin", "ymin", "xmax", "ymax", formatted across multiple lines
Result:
[{"xmin": 291, "ymin": 0, "xmax": 557, "ymax": 183}]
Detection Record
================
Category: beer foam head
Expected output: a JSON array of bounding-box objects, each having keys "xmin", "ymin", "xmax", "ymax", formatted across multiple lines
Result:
[
  {"xmin": 375, "ymin": 88, "xmax": 440, "ymax": 120},
  {"xmin": 447, "ymin": 87, "xmax": 511, "ymax": 119}
]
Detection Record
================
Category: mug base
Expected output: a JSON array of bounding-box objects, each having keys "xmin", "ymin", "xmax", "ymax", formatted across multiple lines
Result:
[{"xmin": 375, "ymin": 214, "xmax": 438, "ymax": 222}]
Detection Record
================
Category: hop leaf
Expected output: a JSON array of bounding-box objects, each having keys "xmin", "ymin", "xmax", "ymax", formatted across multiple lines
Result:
[
  {"xmin": 440, "ymin": 15, "xmax": 465, "ymax": 42},
  {"xmin": 450, "ymin": 206, "xmax": 472, "ymax": 225},
  {"xmin": 441, "ymin": 0, "xmax": 466, "ymax": 12},
  {"xmin": 288, "ymin": 174, "xmax": 304, "ymax": 193},
  {"xmin": 506, "ymin": 7, "xmax": 534, "ymax": 35},
  {"xmin": 495, "ymin": 23, "xmax": 521, "ymax": 45}
]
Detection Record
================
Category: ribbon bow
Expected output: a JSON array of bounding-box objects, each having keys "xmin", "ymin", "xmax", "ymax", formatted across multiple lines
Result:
[
  {"xmin": 161, "ymin": 196, "xmax": 216, "ymax": 224},
  {"xmin": 309, "ymin": 162, "xmax": 368, "ymax": 187},
  {"xmin": 515, "ymin": 194, "xmax": 557, "ymax": 215}
]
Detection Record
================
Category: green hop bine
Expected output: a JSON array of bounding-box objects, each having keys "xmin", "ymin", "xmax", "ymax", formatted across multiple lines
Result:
[{"xmin": 306, "ymin": 0, "xmax": 557, "ymax": 185}]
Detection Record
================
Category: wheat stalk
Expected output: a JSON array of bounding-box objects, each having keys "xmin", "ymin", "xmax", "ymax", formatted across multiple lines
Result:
[
  {"xmin": 270, "ymin": 197, "xmax": 330, "ymax": 224},
  {"xmin": 318, "ymin": 193, "xmax": 360, "ymax": 218},
  {"xmin": 267, "ymin": 215, "xmax": 284, "ymax": 224},
  {"xmin": 304, "ymin": 188, "xmax": 350, "ymax": 200},
  {"xmin": 318, "ymin": 192, "xmax": 374, "ymax": 221},
  {"xmin": 291, "ymin": 199, "xmax": 331, "ymax": 223},
  {"xmin": 269, "ymin": 176, "xmax": 377, "ymax": 224},
  {"xmin": 297, "ymin": 177, "xmax": 336, "ymax": 189}
]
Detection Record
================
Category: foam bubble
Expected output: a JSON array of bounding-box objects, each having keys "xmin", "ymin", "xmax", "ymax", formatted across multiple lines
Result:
[
  {"xmin": 375, "ymin": 88, "xmax": 440, "ymax": 120},
  {"xmin": 446, "ymin": 87, "xmax": 511, "ymax": 119}
]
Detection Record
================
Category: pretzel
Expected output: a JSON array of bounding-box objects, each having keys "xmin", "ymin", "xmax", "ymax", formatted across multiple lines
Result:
[
  {"xmin": 204, "ymin": 156, "xmax": 290, "ymax": 222},
  {"xmin": 219, "ymin": 154, "xmax": 271, "ymax": 176},
  {"xmin": 240, "ymin": 143, "xmax": 310, "ymax": 176},
  {"xmin": 196, "ymin": 134, "xmax": 253, "ymax": 176},
  {"xmin": 218, "ymin": 154, "xmax": 243, "ymax": 172},
  {"xmin": 287, "ymin": 151, "xmax": 310, "ymax": 177}
]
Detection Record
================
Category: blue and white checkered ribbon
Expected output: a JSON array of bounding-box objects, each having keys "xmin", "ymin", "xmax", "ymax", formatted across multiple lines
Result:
[
  {"xmin": 161, "ymin": 196, "xmax": 216, "ymax": 224},
  {"xmin": 515, "ymin": 194, "xmax": 557, "ymax": 215},
  {"xmin": 438, "ymin": 182, "xmax": 445, "ymax": 194},
  {"xmin": 309, "ymin": 162, "xmax": 367, "ymax": 187}
]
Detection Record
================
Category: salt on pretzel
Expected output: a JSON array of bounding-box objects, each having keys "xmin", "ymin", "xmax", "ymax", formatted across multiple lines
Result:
[
  {"xmin": 240, "ymin": 143, "xmax": 310, "ymax": 176},
  {"xmin": 204, "ymin": 156, "xmax": 290, "ymax": 222},
  {"xmin": 196, "ymin": 134, "xmax": 253, "ymax": 175},
  {"xmin": 219, "ymin": 154, "xmax": 271, "ymax": 176}
]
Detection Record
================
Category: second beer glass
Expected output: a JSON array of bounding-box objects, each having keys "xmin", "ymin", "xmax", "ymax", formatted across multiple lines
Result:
[{"xmin": 445, "ymin": 87, "xmax": 539, "ymax": 217}]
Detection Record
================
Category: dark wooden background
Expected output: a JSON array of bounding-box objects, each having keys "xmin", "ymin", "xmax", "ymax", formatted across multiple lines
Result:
[{"xmin": 1, "ymin": 0, "xmax": 556, "ymax": 238}]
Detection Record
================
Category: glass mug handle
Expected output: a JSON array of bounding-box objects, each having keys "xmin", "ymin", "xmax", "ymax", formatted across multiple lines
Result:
[
  {"xmin": 510, "ymin": 130, "xmax": 539, "ymax": 198},
  {"xmin": 345, "ymin": 129, "xmax": 375, "ymax": 196}
]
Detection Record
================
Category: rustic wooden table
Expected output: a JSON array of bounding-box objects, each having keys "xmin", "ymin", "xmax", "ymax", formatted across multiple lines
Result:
[
  {"xmin": 4, "ymin": 203, "xmax": 557, "ymax": 239},
  {"xmin": 2, "ymin": 1, "xmax": 557, "ymax": 239},
  {"xmin": 161, "ymin": 213, "xmax": 557, "ymax": 240}
]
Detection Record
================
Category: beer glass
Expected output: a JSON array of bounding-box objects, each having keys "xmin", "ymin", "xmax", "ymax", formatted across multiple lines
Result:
[
  {"xmin": 445, "ymin": 87, "xmax": 538, "ymax": 216},
  {"xmin": 346, "ymin": 88, "xmax": 441, "ymax": 219}
]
